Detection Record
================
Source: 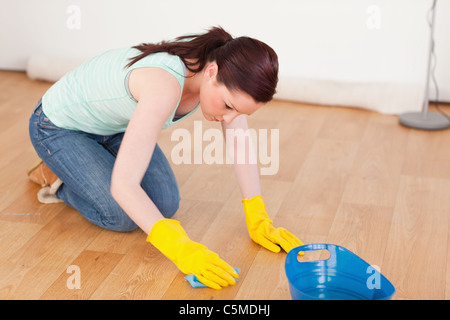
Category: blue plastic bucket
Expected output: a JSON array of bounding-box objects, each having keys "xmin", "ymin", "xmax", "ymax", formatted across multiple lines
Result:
[{"xmin": 285, "ymin": 244, "xmax": 395, "ymax": 300}]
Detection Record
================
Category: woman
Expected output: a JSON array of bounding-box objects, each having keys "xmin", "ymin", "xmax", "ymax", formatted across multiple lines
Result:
[{"xmin": 28, "ymin": 26, "xmax": 303, "ymax": 290}]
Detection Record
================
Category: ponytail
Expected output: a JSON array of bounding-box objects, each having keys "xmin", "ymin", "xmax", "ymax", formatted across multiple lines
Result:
[
  {"xmin": 127, "ymin": 26, "xmax": 278, "ymax": 103},
  {"xmin": 126, "ymin": 26, "xmax": 232, "ymax": 72}
]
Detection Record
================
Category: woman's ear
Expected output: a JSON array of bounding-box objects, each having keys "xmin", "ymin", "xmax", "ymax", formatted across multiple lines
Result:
[{"xmin": 203, "ymin": 62, "xmax": 218, "ymax": 81}]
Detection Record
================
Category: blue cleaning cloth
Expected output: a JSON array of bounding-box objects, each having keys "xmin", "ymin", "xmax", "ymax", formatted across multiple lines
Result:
[{"xmin": 185, "ymin": 267, "xmax": 240, "ymax": 288}]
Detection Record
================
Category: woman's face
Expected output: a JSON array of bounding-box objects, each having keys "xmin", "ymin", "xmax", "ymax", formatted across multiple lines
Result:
[{"xmin": 199, "ymin": 62, "xmax": 264, "ymax": 124}]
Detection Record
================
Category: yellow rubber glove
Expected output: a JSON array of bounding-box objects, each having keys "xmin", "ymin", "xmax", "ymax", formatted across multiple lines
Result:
[
  {"xmin": 242, "ymin": 195, "xmax": 304, "ymax": 253},
  {"xmin": 147, "ymin": 218, "xmax": 238, "ymax": 290}
]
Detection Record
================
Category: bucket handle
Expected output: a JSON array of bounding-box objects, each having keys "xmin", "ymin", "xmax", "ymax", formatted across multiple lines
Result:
[{"xmin": 286, "ymin": 243, "xmax": 338, "ymax": 266}]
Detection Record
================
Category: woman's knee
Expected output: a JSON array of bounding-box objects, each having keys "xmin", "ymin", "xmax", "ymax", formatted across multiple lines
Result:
[
  {"xmin": 97, "ymin": 193, "xmax": 179, "ymax": 231},
  {"xmin": 104, "ymin": 216, "xmax": 138, "ymax": 232},
  {"xmin": 155, "ymin": 191, "xmax": 180, "ymax": 219},
  {"xmin": 69, "ymin": 191, "xmax": 139, "ymax": 233},
  {"xmin": 96, "ymin": 205, "xmax": 139, "ymax": 232}
]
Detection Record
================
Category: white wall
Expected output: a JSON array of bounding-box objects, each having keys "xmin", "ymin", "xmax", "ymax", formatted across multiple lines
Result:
[{"xmin": 1, "ymin": 0, "xmax": 449, "ymax": 114}]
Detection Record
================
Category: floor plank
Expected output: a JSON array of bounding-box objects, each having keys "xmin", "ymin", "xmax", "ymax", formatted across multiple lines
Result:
[{"xmin": 383, "ymin": 175, "xmax": 450, "ymax": 299}]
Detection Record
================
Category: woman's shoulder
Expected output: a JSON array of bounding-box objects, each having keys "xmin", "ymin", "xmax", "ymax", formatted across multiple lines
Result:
[
  {"xmin": 128, "ymin": 65, "xmax": 182, "ymax": 103},
  {"xmin": 127, "ymin": 51, "xmax": 186, "ymax": 77}
]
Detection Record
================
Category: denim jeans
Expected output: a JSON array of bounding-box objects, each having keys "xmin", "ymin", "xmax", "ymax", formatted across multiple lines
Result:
[{"xmin": 29, "ymin": 100, "xmax": 180, "ymax": 232}]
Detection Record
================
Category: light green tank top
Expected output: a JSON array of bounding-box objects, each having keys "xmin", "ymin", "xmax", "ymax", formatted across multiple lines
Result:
[{"xmin": 42, "ymin": 48, "xmax": 199, "ymax": 135}]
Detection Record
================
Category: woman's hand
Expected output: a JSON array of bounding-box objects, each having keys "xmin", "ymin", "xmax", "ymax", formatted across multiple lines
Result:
[
  {"xmin": 148, "ymin": 219, "xmax": 239, "ymax": 289},
  {"xmin": 242, "ymin": 195, "xmax": 304, "ymax": 253}
]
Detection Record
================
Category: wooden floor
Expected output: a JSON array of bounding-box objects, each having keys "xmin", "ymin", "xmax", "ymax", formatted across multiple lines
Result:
[{"xmin": 0, "ymin": 70, "xmax": 449, "ymax": 300}]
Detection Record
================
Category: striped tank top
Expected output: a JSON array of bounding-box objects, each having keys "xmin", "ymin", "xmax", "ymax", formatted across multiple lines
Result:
[{"xmin": 42, "ymin": 48, "xmax": 199, "ymax": 135}]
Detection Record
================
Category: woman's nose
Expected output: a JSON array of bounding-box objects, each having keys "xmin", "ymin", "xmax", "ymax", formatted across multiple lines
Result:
[{"xmin": 223, "ymin": 110, "xmax": 239, "ymax": 124}]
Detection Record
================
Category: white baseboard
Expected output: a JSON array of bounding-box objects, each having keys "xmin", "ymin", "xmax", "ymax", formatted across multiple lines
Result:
[
  {"xmin": 275, "ymin": 77, "xmax": 425, "ymax": 115},
  {"xmin": 26, "ymin": 55, "xmax": 86, "ymax": 83}
]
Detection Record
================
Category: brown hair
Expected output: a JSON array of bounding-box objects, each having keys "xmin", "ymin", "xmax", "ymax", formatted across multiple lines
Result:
[{"xmin": 127, "ymin": 26, "xmax": 278, "ymax": 103}]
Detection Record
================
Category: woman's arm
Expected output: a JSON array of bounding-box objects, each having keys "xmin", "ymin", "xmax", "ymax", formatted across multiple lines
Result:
[
  {"xmin": 111, "ymin": 68, "xmax": 239, "ymax": 289},
  {"xmin": 111, "ymin": 67, "xmax": 180, "ymax": 234},
  {"xmin": 221, "ymin": 114, "xmax": 261, "ymax": 199},
  {"xmin": 222, "ymin": 115, "xmax": 304, "ymax": 253}
]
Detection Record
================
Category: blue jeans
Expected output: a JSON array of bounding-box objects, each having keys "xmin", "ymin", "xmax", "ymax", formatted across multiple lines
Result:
[{"xmin": 29, "ymin": 100, "xmax": 180, "ymax": 232}]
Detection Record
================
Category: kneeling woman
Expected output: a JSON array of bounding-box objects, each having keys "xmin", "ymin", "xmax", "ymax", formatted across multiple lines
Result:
[{"xmin": 28, "ymin": 26, "xmax": 303, "ymax": 290}]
